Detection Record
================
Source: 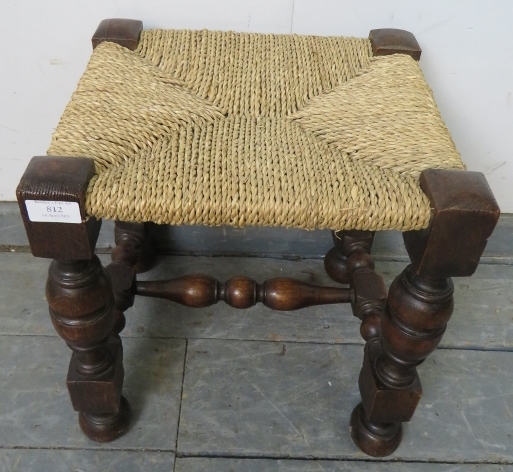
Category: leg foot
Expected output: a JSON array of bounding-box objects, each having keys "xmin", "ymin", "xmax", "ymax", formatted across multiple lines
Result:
[
  {"xmin": 79, "ymin": 395, "xmax": 131, "ymax": 442},
  {"xmin": 349, "ymin": 403, "xmax": 402, "ymax": 457}
]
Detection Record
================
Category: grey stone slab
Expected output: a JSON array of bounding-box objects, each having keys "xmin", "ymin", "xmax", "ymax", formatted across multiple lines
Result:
[
  {"xmin": 0, "ymin": 253, "xmax": 50, "ymax": 336},
  {"xmin": 445, "ymin": 263, "xmax": 513, "ymax": 350},
  {"xmin": 175, "ymin": 458, "xmax": 513, "ymax": 472},
  {"xmin": 0, "ymin": 334, "xmax": 185, "ymax": 450},
  {"xmin": 1, "ymin": 449, "xmax": 174, "ymax": 472},
  {"xmin": 97, "ymin": 219, "xmax": 116, "ymax": 250},
  {"xmin": 178, "ymin": 339, "xmax": 513, "ymax": 462},
  {"xmin": 2, "ymin": 253, "xmax": 513, "ymax": 350},
  {"xmin": 372, "ymin": 229, "xmax": 407, "ymax": 259}
]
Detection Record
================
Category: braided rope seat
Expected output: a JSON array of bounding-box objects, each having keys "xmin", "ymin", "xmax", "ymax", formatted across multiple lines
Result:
[{"xmin": 48, "ymin": 29, "xmax": 464, "ymax": 231}]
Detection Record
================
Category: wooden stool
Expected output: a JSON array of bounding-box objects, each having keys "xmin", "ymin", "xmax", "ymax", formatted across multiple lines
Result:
[{"xmin": 16, "ymin": 19, "xmax": 500, "ymax": 457}]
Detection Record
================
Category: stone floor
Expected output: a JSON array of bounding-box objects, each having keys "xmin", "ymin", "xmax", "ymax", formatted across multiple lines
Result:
[{"xmin": 1, "ymin": 203, "xmax": 512, "ymax": 471}]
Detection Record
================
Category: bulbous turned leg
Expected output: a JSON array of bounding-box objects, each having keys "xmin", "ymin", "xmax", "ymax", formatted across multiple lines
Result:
[
  {"xmin": 350, "ymin": 266, "xmax": 451, "ymax": 456},
  {"xmin": 325, "ymin": 230, "xmax": 374, "ymax": 285},
  {"xmin": 17, "ymin": 155, "xmax": 133, "ymax": 442},
  {"xmin": 47, "ymin": 256, "xmax": 131, "ymax": 442},
  {"xmin": 324, "ymin": 230, "xmax": 384, "ymax": 341},
  {"xmin": 351, "ymin": 168, "xmax": 500, "ymax": 457}
]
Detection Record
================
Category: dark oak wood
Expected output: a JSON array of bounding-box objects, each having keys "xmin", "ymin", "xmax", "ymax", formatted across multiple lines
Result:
[
  {"xmin": 324, "ymin": 231, "xmax": 350, "ymax": 284},
  {"xmin": 47, "ymin": 257, "xmax": 114, "ymax": 377},
  {"xmin": 351, "ymin": 170, "xmax": 500, "ymax": 457},
  {"xmin": 404, "ymin": 169, "xmax": 500, "ymax": 278},
  {"xmin": 17, "ymin": 155, "xmax": 131, "ymax": 442},
  {"xmin": 323, "ymin": 247, "xmax": 349, "ymax": 284},
  {"xmin": 136, "ymin": 275, "xmax": 353, "ymax": 311},
  {"xmin": 379, "ymin": 267, "xmax": 453, "ymax": 386},
  {"xmin": 79, "ymin": 395, "xmax": 131, "ymax": 443},
  {"xmin": 350, "ymin": 401, "xmax": 403, "ymax": 458},
  {"xmin": 324, "ymin": 230, "xmax": 375, "ymax": 285},
  {"xmin": 47, "ymin": 256, "xmax": 130, "ymax": 439},
  {"xmin": 112, "ymin": 221, "xmax": 156, "ymax": 274},
  {"xmin": 344, "ymin": 232, "xmax": 386, "ymax": 342},
  {"xmin": 369, "ymin": 28, "xmax": 422, "ymax": 60},
  {"xmin": 105, "ymin": 261, "xmax": 136, "ymax": 336},
  {"xmin": 359, "ymin": 338, "xmax": 422, "ymax": 423},
  {"xmin": 16, "ymin": 156, "xmax": 100, "ymax": 260},
  {"xmin": 325, "ymin": 230, "xmax": 385, "ymax": 341},
  {"xmin": 351, "ymin": 270, "xmax": 386, "ymax": 341},
  {"xmin": 92, "ymin": 18, "xmax": 143, "ymax": 50},
  {"xmin": 109, "ymin": 221, "xmax": 156, "ymax": 335}
]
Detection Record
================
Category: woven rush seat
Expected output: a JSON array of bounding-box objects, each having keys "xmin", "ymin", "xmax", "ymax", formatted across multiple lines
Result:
[{"xmin": 48, "ymin": 29, "xmax": 464, "ymax": 231}]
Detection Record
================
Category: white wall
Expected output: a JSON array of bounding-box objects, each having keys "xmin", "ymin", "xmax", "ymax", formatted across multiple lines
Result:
[{"xmin": 2, "ymin": 1, "xmax": 512, "ymax": 211}]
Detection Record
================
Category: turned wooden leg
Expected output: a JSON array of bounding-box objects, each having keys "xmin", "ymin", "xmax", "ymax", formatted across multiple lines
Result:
[
  {"xmin": 47, "ymin": 257, "xmax": 131, "ymax": 441},
  {"xmin": 324, "ymin": 230, "xmax": 385, "ymax": 341},
  {"xmin": 107, "ymin": 222, "xmax": 154, "ymax": 336},
  {"xmin": 325, "ymin": 230, "xmax": 375, "ymax": 285},
  {"xmin": 17, "ymin": 156, "xmax": 131, "ymax": 442},
  {"xmin": 350, "ymin": 169, "xmax": 500, "ymax": 457},
  {"xmin": 106, "ymin": 257, "xmax": 136, "ymax": 337},
  {"xmin": 112, "ymin": 222, "xmax": 156, "ymax": 274},
  {"xmin": 324, "ymin": 230, "xmax": 352, "ymax": 285}
]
